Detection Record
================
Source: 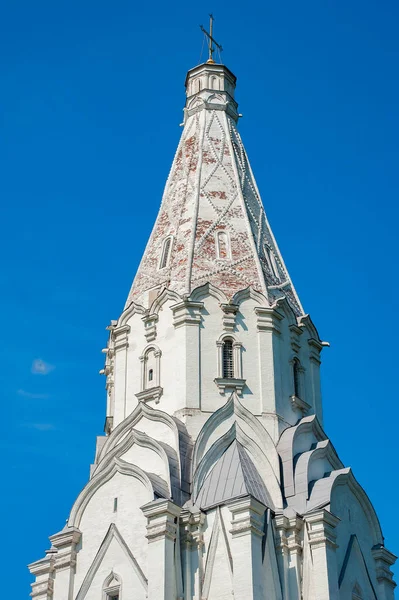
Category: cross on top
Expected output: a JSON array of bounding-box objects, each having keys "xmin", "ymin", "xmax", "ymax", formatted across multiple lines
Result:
[{"xmin": 200, "ymin": 14, "xmax": 223, "ymax": 64}]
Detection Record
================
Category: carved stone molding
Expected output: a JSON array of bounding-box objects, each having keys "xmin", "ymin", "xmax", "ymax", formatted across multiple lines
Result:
[
  {"xmin": 220, "ymin": 303, "xmax": 239, "ymax": 332},
  {"xmin": 372, "ymin": 546, "xmax": 397, "ymax": 589},
  {"xmin": 228, "ymin": 496, "xmax": 266, "ymax": 539},
  {"xmin": 142, "ymin": 499, "xmax": 181, "ymax": 544},
  {"xmin": 290, "ymin": 394, "xmax": 311, "ymax": 414},
  {"xmin": 289, "ymin": 323, "xmax": 303, "ymax": 352},
  {"xmin": 113, "ymin": 324, "xmax": 130, "ymax": 351},
  {"xmin": 305, "ymin": 509, "xmax": 340, "ymax": 550},
  {"xmin": 142, "ymin": 313, "xmax": 159, "ymax": 342},
  {"xmin": 254, "ymin": 306, "xmax": 283, "ymax": 334},
  {"xmin": 214, "ymin": 377, "xmax": 246, "ymax": 396},
  {"xmin": 308, "ymin": 338, "xmax": 323, "ymax": 364},
  {"xmin": 135, "ymin": 386, "xmax": 163, "ymax": 404},
  {"xmin": 171, "ymin": 300, "xmax": 204, "ymax": 328}
]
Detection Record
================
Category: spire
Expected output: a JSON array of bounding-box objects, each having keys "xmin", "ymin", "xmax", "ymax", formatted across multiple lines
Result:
[{"xmin": 126, "ymin": 60, "xmax": 303, "ymax": 315}]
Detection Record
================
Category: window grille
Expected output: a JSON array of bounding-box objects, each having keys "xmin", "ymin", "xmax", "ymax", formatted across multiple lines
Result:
[
  {"xmin": 293, "ymin": 359, "xmax": 300, "ymax": 398},
  {"xmin": 159, "ymin": 237, "xmax": 172, "ymax": 269},
  {"xmin": 222, "ymin": 339, "xmax": 234, "ymax": 378}
]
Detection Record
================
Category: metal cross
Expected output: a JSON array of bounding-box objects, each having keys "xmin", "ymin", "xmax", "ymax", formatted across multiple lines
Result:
[{"xmin": 200, "ymin": 14, "xmax": 223, "ymax": 64}]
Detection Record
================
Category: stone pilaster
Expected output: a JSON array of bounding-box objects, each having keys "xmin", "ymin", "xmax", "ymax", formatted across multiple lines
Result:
[
  {"xmin": 180, "ymin": 509, "xmax": 205, "ymax": 600},
  {"xmin": 305, "ymin": 510, "xmax": 340, "ymax": 600},
  {"xmin": 142, "ymin": 499, "xmax": 181, "ymax": 600},
  {"xmin": 142, "ymin": 313, "xmax": 159, "ymax": 342},
  {"xmin": 255, "ymin": 306, "xmax": 283, "ymax": 432},
  {"xmin": 221, "ymin": 303, "xmax": 239, "ymax": 332},
  {"xmin": 275, "ymin": 514, "xmax": 303, "ymax": 600},
  {"xmin": 372, "ymin": 545, "xmax": 397, "ymax": 600},
  {"xmin": 274, "ymin": 515, "xmax": 290, "ymax": 599},
  {"xmin": 308, "ymin": 338, "xmax": 323, "ymax": 424},
  {"xmin": 48, "ymin": 527, "xmax": 81, "ymax": 600},
  {"xmin": 228, "ymin": 496, "xmax": 266, "ymax": 600},
  {"xmin": 28, "ymin": 547, "xmax": 57, "ymax": 600},
  {"xmin": 112, "ymin": 324, "xmax": 130, "ymax": 423},
  {"xmin": 171, "ymin": 300, "xmax": 203, "ymax": 410}
]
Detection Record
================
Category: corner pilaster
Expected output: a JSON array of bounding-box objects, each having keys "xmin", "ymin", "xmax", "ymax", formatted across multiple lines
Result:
[
  {"xmin": 180, "ymin": 509, "xmax": 206, "ymax": 600},
  {"xmin": 112, "ymin": 324, "xmax": 130, "ymax": 423},
  {"xmin": 142, "ymin": 499, "xmax": 181, "ymax": 600},
  {"xmin": 28, "ymin": 547, "xmax": 57, "ymax": 600},
  {"xmin": 228, "ymin": 496, "xmax": 266, "ymax": 600},
  {"xmin": 255, "ymin": 306, "xmax": 283, "ymax": 416},
  {"xmin": 47, "ymin": 526, "xmax": 81, "ymax": 600},
  {"xmin": 372, "ymin": 546, "xmax": 397, "ymax": 600},
  {"xmin": 305, "ymin": 510, "xmax": 340, "ymax": 600},
  {"xmin": 274, "ymin": 514, "xmax": 303, "ymax": 600},
  {"xmin": 171, "ymin": 300, "xmax": 204, "ymax": 410}
]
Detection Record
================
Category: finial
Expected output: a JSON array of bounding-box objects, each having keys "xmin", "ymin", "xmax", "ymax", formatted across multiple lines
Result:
[{"xmin": 200, "ymin": 14, "xmax": 223, "ymax": 64}]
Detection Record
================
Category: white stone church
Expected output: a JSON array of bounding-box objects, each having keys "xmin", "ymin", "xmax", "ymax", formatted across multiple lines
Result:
[{"xmin": 29, "ymin": 56, "xmax": 396, "ymax": 600}]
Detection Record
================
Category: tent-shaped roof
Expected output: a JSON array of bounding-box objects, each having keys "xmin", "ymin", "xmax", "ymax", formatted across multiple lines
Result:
[{"xmin": 195, "ymin": 440, "xmax": 273, "ymax": 510}]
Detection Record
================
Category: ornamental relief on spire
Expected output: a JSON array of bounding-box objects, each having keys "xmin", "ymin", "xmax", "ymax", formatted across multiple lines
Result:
[{"xmin": 125, "ymin": 64, "xmax": 302, "ymax": 316}]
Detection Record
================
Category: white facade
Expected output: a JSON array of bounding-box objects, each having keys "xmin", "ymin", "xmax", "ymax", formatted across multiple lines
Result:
[{"xmin": 29, "ymin": 58, "xmax": 396, "ymax": 600}]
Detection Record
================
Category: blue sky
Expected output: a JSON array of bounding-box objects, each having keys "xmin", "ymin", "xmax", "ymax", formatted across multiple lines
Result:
[{"xmin": 2, "ymin": 0, "xmax": 398, "ymax": 593}]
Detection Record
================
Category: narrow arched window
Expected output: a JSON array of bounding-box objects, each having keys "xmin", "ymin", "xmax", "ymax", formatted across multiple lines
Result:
[
  {"xmin": 222, "ymin": 339, "xmax": 234, "ymax": 378},
  {"xmin": 217, "ymin": 231, "xmax": 230, "ymax": 259},
  {"xmin": 103, "ymin": 572, "xmax": 121, "ymax": 600},
  {"xmin": 159, "ymin": 237, "xmax": 172, "ymax": 270},
  {"xmin": 210, "ymin": 75, "xmax": 219, "ymax": 90},
  {"xmin": 264, "ymin": 244, "xmax": 279, "ymax": 279},
  {"xmin": 293, "ymin": 358, "xmax": 301, "ymax": 398},
  {"xmin": 144, "ymin": 348, "xmax": 157, "ymax": 389}
]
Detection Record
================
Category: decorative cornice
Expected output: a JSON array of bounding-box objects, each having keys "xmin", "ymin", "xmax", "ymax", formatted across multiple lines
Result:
[
  {"xmin": 221, "ymin": 303, "xmax": 239, "ymax": 332},
  {"xmin": 228, "ymin": 496, "xmax": 266, "ymax": 539},
  {"xmin": 142, "ymin": 313, "xmax": 159, "ymax": 342},
  {"xmin": 135, "ymin": 386, "xmax": 163, "ymax": 404},
  {"xmin": 214, "ymin": 377, "xmax": 246, "ymax": 396},
  {"xmin": 171, "ymin": 300, "xmax": 204, "ymax": 328},
  {"xmin": 113, "ymin": 324, "xmax": 130, "ymax": 351},
  {"xmin": 254, "ymin": 306, "xmax": 284, "ymax": 333},
  {"xmin": 305, "ymin": 509, "xmax": 340, "ymax": 550},
  {"xmin": 290, "ymin": 394, "xmax": 311, "ymax": 414},
  {"xmin": 142, "ymin": 499, "xmax": 181, "ymax": 543},
  {"xmin": 372, "ymin": 545, "xmax": 397, "ymax": 587}
]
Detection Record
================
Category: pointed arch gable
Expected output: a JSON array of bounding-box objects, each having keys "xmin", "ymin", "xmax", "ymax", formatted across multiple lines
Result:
[
  {"xmin": 231, "ymin": 286, "xmax": 269, "ymax": 307},
  {"xmin": 193, "ymin": 422, "xmax": 282, "ymax": 510},
  {"xmin": 98, "ymin": 401, "xmax": 180, "ymax": 464},
  {"xmin": 331, "ymin": 470, "xmax": 383, "ymax": 546},
  {"xmin": 75, "ymin": 523, "xmax": 147, "ymax": 600},
  {"xmin": 294, "ymin": 440, "xmax": 343, "ymax": 498},
  {"xmin": 271, "ymin": 296, "xmax": 298, "ymax": 327},
  {"xmin": 103, "ymin": 570, "xmax": 122, "ymax": 589},
  {"xmin": 92, "ymin": 428, "xmax": 178, "ymax": 500},
  {"xmin": 277, "ymin": 414, "xmax": 327, "ymax": 498},
  {"xmin": 189, "ymin": 282, "xmax": 228, "ymax": 304},
  {"xmin": 118, "ymin": 301, "xmax": 147, "ymax": 327},
  {"xmin": 149, "ymin": 287, "xmax": 181, "ymax": 315},
  {"xmin": 69, "ymin": 458, "xmax": 163, "ymax": 528},
  {"xmin": 298, "ymin": 313, "xmax": 322, "ymax": 342},
  {"xmin": 193, "ymin": 393, "xmax": 279, "ymax": 479}
]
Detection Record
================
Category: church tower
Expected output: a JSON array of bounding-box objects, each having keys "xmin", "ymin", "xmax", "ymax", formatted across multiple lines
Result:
[{"xmin": 29, "ymin": 44, "xmax": 396, "ymax": 600}]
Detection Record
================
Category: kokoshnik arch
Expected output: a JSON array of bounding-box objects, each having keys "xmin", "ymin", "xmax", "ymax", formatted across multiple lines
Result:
[{"xmin": 29, "ymin": 37, "xmax": 396, "ymax": 600}]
